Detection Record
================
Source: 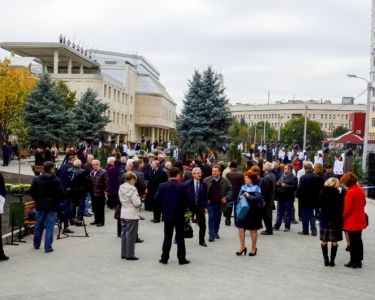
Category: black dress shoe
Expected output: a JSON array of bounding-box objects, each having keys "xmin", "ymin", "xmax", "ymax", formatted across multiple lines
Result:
[
  {"xmin": 151, "ymin": 219, "xmax": 160, "ymax": 223},
  {"xmin": 179, "ymin": 259, "xmax": 190, "ymax": 265},
  {"xmin": 159, "ymin": 259, "xmax": 168, "ymax": 264},
  {"xmin": 90, "ymin": 221, "xmax": 97, "ymax": 225},
  {"xmin": 225, "ymin": 219, "xmax": 231, "ymax": 226},
  {"xmin": 215, "ymin": 234, "xmax": 220, "ymax": 239},
  {"xmin": 63, "ymin": 228, "xmax": 74, "ymax": 234},
  {"xmin": 0, "ymin": 255, "xmax": 9, "ymax": 261},
  {"xmin": 96, "ymin": 223, "xmax": 104, "ymax": 227},
  {"xmin": 125, "ymin": 257, "xmax": 139, "ymax": 261},
  {"xmin": 199, "ymin": 242, "xmax": 208, "ymax": 247},
  {"xmin": 136, "ymin": 238, "xmax": 144, "ymax": 243},
  {"xmin": 261, "ymin": 231, "xmax": 273, "ymax": 235},
  {"xmin": 208, "ymin": 237, "xmax": 214, "ymax": 242}
]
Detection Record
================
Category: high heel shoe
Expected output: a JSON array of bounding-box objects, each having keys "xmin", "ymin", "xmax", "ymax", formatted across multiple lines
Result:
[
  {"xmin": 249, "ymin": 248, "xmax": 257, "ymax": 256},
  {"xmin": 236, "ymin": 247, "xmax": 247, "ymax": 256}
]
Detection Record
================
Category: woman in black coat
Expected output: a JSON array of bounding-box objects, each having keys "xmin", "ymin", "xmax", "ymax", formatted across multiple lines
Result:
[{"xmin": 316, "ymin": 177, "xmax": 344, "ymax": 267}]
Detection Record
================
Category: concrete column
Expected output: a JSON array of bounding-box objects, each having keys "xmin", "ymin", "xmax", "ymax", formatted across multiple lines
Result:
[
  {"xmin": 167, "ymin": 130, "xmax": 170, "ymax": 141},
  {"xmin": 53, "ymin": 49, "xmax": 59, "ymax": 74},
  {"xmin": 151, "ymin": 127, "xmax": 155, "ymax": 142},
  {"xmin": 156, "ymin": 128, "xmax": 159, "ymax": 142},
  {"xmin": 80, "ymin": 63, "xmax": 84, "ymax": 74},
  {"xmin": 68, "ymin": 57, "xmax": 72, "ymax": 74}
]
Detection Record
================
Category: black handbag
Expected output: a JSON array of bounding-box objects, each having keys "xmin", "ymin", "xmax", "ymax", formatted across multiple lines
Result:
[{"xmin": 184, "ymin": 222, "xmax": 193, "ymax": 239}]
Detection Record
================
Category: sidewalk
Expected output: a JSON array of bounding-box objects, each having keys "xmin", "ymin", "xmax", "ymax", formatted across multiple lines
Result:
[{"xmin": 1, "ymin": 203, "xmax": 375, "ymax": 299}]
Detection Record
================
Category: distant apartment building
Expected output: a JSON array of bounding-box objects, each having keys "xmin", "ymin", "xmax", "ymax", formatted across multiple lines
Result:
[
  {"xmin": 230, "ymin": 98, "xmax": 366, "ymax": 135},
  {"xmin": 0, "ymin": 40, "xmax": 176, "ymax": 143}
]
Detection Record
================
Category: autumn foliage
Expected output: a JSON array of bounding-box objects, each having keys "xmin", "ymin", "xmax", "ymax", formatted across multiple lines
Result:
[{"xmin": 0, "ymin": 59, "xmax": 36, "ymax": 142}]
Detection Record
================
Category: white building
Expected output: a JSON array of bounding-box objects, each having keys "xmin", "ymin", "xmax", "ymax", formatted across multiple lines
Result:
[
  {"xmin": 0, "ymin": 41, "xmax": 176, "ymax": 144},
  {"xmin": 231, "ymin": 99, "xmax": 366, "ymax": 135}
]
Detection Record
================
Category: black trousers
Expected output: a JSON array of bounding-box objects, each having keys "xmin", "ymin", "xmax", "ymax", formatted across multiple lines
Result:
[
  {"xmin": 2, "ymin": 155, "xmax": 9, "ymax": 166},
  {"xmin": 193, "ymin": 207, "xmax": 206, "ymax": 244},
  {"xmin": 262, "ymin": 204, "xmax": 273, "ymax": 233},
  {"xmin": 0, "ymin": 214, "xmax": 5, "ymax": 256},
  {"xmin": 223, "ymin": 204, "xmax": 232, "ymax": 222},
  {"xmin": 153, "ymin": 198, "xmax": 161, "ymax": 222},
  {"xmin": 348, "ymin": 230, "xmax": 363, "ymax": 263},
  {"xmin": 92, "ymin": 195, "xmax": 106, "ymax": 224},
  {"xmin": 161, "ymin": 221, "xmax": 186, "ymax": 262}
]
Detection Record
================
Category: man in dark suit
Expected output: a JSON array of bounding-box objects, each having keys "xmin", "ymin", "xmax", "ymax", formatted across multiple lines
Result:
[
  {"xmin": 184, "ymin": 167, "xmax": 208, "ymax": 247},
  {"xmin": 225, "ymin": 162, "xmax": 244, "ymax": 226},
  {"xmin": 145, "ymin": 160, "xmax": 168, "ymax": 223},
  {"xmin": 260, "ymin": 162, "xmax": 276, "ymax": 235},
  {"xmin": 89, "ymin": 160, "xmax": 109, "ymax": 226},
  {"xmin": 154, "ymin": 167, "xmax": 190, "ymax": 265}
]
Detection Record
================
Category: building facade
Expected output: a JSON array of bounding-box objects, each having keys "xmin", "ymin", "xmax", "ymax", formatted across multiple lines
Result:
[
  {"xmin": 230, "ymin": 99, "xmax": 366, "ymax": 135},
  {"xmin": 0, "ymin": 41, "xmax": 176, "ymax": 144}
]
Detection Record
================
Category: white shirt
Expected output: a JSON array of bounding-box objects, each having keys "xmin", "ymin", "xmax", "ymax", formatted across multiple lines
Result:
[{"xmin": 333, "ymin": 160, "xmax": 344, "ymax": 175}]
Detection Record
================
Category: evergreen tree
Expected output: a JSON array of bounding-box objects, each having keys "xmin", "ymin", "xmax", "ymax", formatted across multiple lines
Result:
[
  {"xmin": 56, "ymin": 81, "xmax": 76, "ymax": 111},
  {"xmin": 72, "ymin": 88, "xmax": 110, "ymax": 142},
  {"xmin": 25, "ymin": 73, "xmax": 75, "ymax": 146},
  {"xmin": 200, "ymin": 66, "xmax": 232, "ymax": 150},
  {"xmin": 177, "ymin": 67, "xmax": 232, "ymax": 156}
]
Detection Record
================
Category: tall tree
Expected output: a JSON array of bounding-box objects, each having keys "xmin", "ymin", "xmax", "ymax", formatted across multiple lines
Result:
[
  {"xmin": 56, "ymin": 80, "xmax": 76, "ymax": 111},
  {"xmin": 177, "ymin": 67, "xmax": 232, "ymax": 156},
  {"xmin": 0, "ymin": 59, "xmax": 36, "ymax": 142},
  {"xmin": 25, "ymin": 73, "xmax": 75, "ymax": 146},
  {"xmin": 72, "ymin": 88, "xmax": 110, "ymax": 142},
  {"xmin": 281, "ymin": 117, "xmax": 325, "ymax": 148},
  {"xmin": 332, "ymin": 125, "xmax": 348, "ymax": 138}
]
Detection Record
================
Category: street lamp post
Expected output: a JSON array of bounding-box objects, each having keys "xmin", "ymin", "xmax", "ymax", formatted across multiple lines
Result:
[
  {"xmin": 347, "ymin": 74, "xmax": 372, "ymax": 175},
  {"xmin": 303, "ymin": 105, "xmax": 308, "ymax": 150}
]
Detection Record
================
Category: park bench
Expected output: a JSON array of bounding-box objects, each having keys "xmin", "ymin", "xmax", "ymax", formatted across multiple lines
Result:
[
  {"xmin": 20, "ymin": 149, "xmax": 32, "ymax": 159},
  {"xmin": 23, "ymin": 201, "xmax": 36, "ymax": 234}
]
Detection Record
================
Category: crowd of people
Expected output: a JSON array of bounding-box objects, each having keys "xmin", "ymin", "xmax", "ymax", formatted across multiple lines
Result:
[{"xmin": 0, "ymin": 142, "xmax": 369, "ymax": 270}]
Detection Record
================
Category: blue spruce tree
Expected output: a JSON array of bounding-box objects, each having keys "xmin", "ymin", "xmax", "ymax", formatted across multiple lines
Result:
[
  {"xmin": 177, "ymin": 67, "xmax": 232, "ymax": 157},
  {"xmin": 72, "ymin": 88, "xmax": 110, "ymax": 142},
  {"xmin": 25, "ymin": 73, "xmax": 75, "ymax": 146}
]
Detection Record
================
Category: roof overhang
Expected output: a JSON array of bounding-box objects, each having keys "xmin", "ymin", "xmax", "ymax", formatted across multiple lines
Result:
[{"xmin": 0, "ymin": 42, "xmax": 100, "ymax": 69}]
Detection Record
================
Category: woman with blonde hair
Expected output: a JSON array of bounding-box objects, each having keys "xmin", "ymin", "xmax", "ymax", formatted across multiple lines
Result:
[
  {"xmin": 340, "ymin": 172, "xmax": 367, "ymax": 268},
  {"xmin": 316, "ymin": 177, "xmax": 344, "ymax": 266}
]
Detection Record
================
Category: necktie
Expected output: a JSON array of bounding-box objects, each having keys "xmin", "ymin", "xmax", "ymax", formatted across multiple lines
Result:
[{"xmin": 195, "ymin": 181, "xmax": 199, "ymax": 205}]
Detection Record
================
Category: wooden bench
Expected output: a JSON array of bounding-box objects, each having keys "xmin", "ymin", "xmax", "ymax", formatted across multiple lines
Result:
[
  {"xmin": 24, "ymin": 201, "xmax": 36, "ymax": 234},
  {"xmin": 20, "ymin": 149, "xmax": 32, "ymax": 159}
]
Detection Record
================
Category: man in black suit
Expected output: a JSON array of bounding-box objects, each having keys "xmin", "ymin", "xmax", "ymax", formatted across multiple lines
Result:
[
  {"xmin": 154, "ymin": 167, "xmax": 190, "ymax": 265},
  {"xmin": 184, "ymin": 167, "xmax": 208, "ymax": 247},
  {"xmin": 146, "ymin": 160, "xmax": 168, "ymax": 223}
]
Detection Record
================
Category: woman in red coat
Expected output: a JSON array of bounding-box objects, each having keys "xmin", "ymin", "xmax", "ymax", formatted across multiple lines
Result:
[{"xmin": 340, "ymin": 172, "xmax": 367, "ymax": 269}]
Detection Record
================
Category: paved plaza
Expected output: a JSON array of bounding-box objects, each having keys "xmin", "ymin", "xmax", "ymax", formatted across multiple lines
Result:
[{"xmin": 1, "ymin": 198, "xmax": 375, "ymax": 300}]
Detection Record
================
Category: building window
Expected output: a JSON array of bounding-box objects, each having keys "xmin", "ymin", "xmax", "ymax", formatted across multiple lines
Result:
[
  {"xmin": 104, "ymin": 84, "xmax": 107, "ymax": 98},
  {"xmin": 109, "ymin": 87, "xmax": 112, "ymax": 99},
  {"xmin": 373, "ymin": 105, "xmax": 375, "ymax": 112},
  {"xmin": 372, "ymin": 118, "xmax": 375, "ymax": 127},
  {"xmin": 113, "ymin": 112, "xmax": 116, "ymax": 123},
  {"xmin": 313, "ymin": 114, "xmax": 315, "ymax": 119}
]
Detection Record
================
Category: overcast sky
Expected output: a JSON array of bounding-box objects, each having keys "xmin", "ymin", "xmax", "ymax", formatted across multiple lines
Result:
[{"xmin": 0, "ymin": 0, "xmax": 372, "ymax": 110}]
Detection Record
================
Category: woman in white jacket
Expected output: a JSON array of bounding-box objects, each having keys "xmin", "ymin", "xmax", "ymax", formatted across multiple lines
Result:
[
  {"xmin": 119, "ymin": 171, "xmax": 142, "ymax": 260},
  {"xmin": 333, "ymin": 155, "xmax": 344, "ymax": 179}
]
